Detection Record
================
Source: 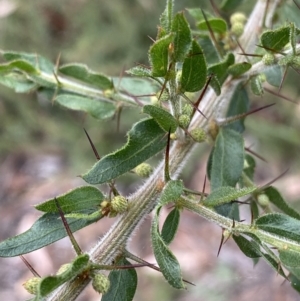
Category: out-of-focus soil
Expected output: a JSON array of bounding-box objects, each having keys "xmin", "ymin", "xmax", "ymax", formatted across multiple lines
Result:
[{"xmin": 0, "ymin": 150, "xmax": 299, "ymax": 301}]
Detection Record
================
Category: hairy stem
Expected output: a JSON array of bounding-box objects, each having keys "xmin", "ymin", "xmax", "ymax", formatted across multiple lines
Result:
[{"xmin": 47, "ymin": 1, "xmax": 279, "ymax": 300}]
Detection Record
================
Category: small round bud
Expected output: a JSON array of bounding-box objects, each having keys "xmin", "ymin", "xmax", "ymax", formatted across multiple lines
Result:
[
  {"xmin": 92, "ymin": 273, "xmax": 110, "ymax": 294},
  {"xmin": 150, "ymin": 95, "xmax": 160, "ymax": 106},
  {"xmin": 111, "ymin": 196, "xmax": 128, "ymax": 214},
  {"xmin": 231, "ymin": 22, "xmax": 244, "ymax": 37},
  {"xmin": 257, "ymin": 194, "xmax": 270, "ymax": 208},
  {"xmin": 243, "ymin": 159, "xmax": 250, "ymax": 169},
  {"xmin": 223, "ymin": 229, "xmax": 232, "ymax": 240},
  {"xmin": 56, "ymin": 263, "xmax": 71, "ymax": 275},
  {"xmin": 230, "ymin": 12, "xmax": 247, "ymax": 25},
  {"xmin": 23, "ymin": 277, "xmax": 41, "ymax": 295},
  {"xmin": 170, "ymin": 133, "xmax": 177, "ymax": 140},
  {"xmin": 178, "ymin": 114, "xmax": 190, "ymax": 129},
  {"xmin": 100, "ymin": 200, "xmax": 110, "ymax": 216},
  {"xmin": 190, "ymin": 128, "xmax": 207, "ymax": 143},
  {"xmin": 134, "ymin": 163, "xmax": 153, "ymax": 177},
  {"xmin": 182, "ymin": 103, "xmax": 193, "ymax": 117},
  {"xmin": 208, "ymin": 119, "xmax": 219, "ymax": 141},
  {"xmin": 156, "ymin": 89, "xmax": 170, "ymax": 102},
  {"xmin": 262, "ymin": 53, "xmax": 275, "ymax": 65},
  {"xmin": 103, "ymin": 89, "xmax": 114, "ymax": 98}
]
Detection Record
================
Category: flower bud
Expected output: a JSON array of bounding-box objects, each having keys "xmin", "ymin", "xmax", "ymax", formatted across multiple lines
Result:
[
  {"xmin": 262, "ymin": 53, "xmax": 275, "ymax": 65},
  {"xmin": 23, "ymin": 277, "xmax": 41, "ymax": 295},
  {"xmin": 231, "ymin": 22, "xmax": 244, "ymax": 37},
  {"xmin": 134, "ymin": 163, "xmax": 153, "ymax": 177},
  {"xmin": 156, "ymin": 89, "xmax": 170, "ymax": 102},
  {"xmin": 182, "ymin": 103, "xmax": 193, "ymax": 117},
  {"xmin": 190, "ymin": 128, "xmax": 207, "ymax": 143},
  {"xmin": 230, "ymin": 12, "xmax": 247, "ymax": 25},
  {"xmin": 56, "ymin": 263, "xmax": 71, "ymax": 275},
  {"xmin": 111, "ymin": 196, "xmax": 128, "ymax": 214},
  {"xmin": 178, "ymin": 114, "xmax": 190, "ymax": 129},
  {"xmin": 92, "ymin": 273, "xmax": 110, "ymax": 294},
  {"xmin": 257, "ymin": 194, "xmax": 270, "ymax": 208}
]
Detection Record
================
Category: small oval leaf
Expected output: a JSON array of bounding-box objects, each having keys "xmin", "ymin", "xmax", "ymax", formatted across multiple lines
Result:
[
  {"xmin": 180, "ymin": 40, "xmax": 207, "ymax": 92},
  {"xmin": 260, "ymin": 26, "xmax": 290, "ymax": 52},
  {"xmin": 35, "ymin": 186, "xmax": 104, "ymax": 214},
  {"xmin": 232, "ymin": 235, "xmax": 261, "ymax": 258},
  {"xmin": 56, "ymin": 94, "xmax": 115, "ymax": 120},
  {"xmin": 202, "ymin": 186, "xmax": 256, "ymax": 207},
  {"xmin": 161, "ymin": 208, "xmax": 180, "ymax": 245},
  {"xmin": 227, "ymin": 62, "xmax": 251, "ymax": 77},
  {"xmin": 197, "ymin": 18, "xmax": 227, "ymax": 34},
  {"xmin": 59, "ymin": 63, "xmax": 113, "ymax": 90},
  {"xmin": 143, "ymin": 105, "xmax": 178, "ymax": 133}
]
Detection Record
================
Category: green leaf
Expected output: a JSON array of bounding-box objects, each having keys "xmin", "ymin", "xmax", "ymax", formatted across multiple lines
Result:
[
  {"xmin": 126, "ymin": 66, "xmax": 152, "ymax": 77},
  {"xmin": 82, "ymin": 118, "xmax": 167, "ymax": 184},
  {"xmin": 255, "ymin": 213, "xmax": 300, "ymax": 242},
  {"xmin": 149, "ymin": 33, "xmax": 174, "ymax": 77},
  {"xmin": 115, "ymin": 77, "xmax": 159, "ymax": 96},
  {"xmin": 208, "ymin": 53, "xmax": 235, "ymax": 95},
  {"xmin": 2, "ymin": 51, "xmax": 54, "ymax": 74},
  {"xmin": 161, "ymin": 208, "xmax": 180, "ymax": 245},
  {"xmin": 56, "ymin": 94, "xmax": 115, "ymax": 120},
  {"xmin": 264, "ymin": 65, "xmax": 283, "ymax": 87},
  {"xmin": 0, "ymin": 212, "xmax": 101, "ymax": 257},
  {"xmin": 225, "ymin": 83, "xmax": 250, "ymax": 133},
  {"xmin": 250, "ymin": 75, "xmax": 264, "ymax": 96},
  {"xmin": 279, "ymin": 249, "xmax": 300, "ymax": 280},
  {"xmin": 202, "ymin": 186, "xmax": 256, "ymax": 207},
  {"xmin": 260, "ymin": 26, "xmax": 290, "ymax": 52},
  {"xmin": 59, "ymin": 63, "xmax": 113, "ymax": 90},
  {"xmin": 262, "ymin": 186, "xmax": 300, "ymax": 220},
  {"xmin": 151, "ymin": 207, "xmax": 184, "ymax": 289},
  {"xmin": 232, "ymin": 235, "xmax": 261, "ymax": 258},
  {"xmin": 36, "ymin": 254, "xmax": 90, "ymax": 298},
  {"xmin": 0, "ymin": 60, "xmax": 37, "ymax": 73},
  {"xmin": 210, "ymin": 128, "xmax": 244, "ymax": 191},
  {"xmin": 143, "ymin": 105, "xmax": 178, "ymax": 133},
  {"xmin": 197, "ymin": 36, "xmax": 219, "ymax": 65},
  {"xmin": 172, "ymin": 12, "xmax": 192, "ymax": 61},
  {"xmin": 180, "ymin": 40, "xmax": 207, "ymax": 92},
  {"xmin": 35, "ymin": 186, "xmax": 104, "ymax": 214},
  {"xmin": 0, "ymin": 73, "xmax": 36, "ymax": 93},
  {"xmin": 227, "ymin": 62, "xmax": 251, "ymax": 77},
  {"xmin": 197, "ymin": 18, "xmax": 227, "ymax": 34},
  {"xmin": 159, "ymin": 0, "xmax": 174, "ymax": 33},
  {"xmin": 102, "ymin": 257, "xmax": 137, "ymax": 301},
  {"xmin": 159, "ymin": 180, "xmax": 183, "ymax": 206}
]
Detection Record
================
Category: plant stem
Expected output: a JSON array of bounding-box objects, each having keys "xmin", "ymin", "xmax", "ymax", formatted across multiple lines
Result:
[{"xmin": 47, "ymin": 1, "xmax": 280, "ymax": 300}]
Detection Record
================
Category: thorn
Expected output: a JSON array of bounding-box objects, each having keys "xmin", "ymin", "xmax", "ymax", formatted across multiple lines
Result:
[
  {"xmin": 164, "ymin": 128, "xmax": 171, "ymax": 182},
  {"xmin": 256, "ymin": 44, "xmax": 286, "ymax": 55},
  {"xmin": 217, "ymin": 229, "xmax": 225, "ymax": 257},
  {"xmin": 220, "ymin": 103, "xmax": 275, "ymax": 126},
  {"xmin": 192, "ymin": 74, "xmax": 213, "ymax": 119},
  {"xmin": 237, "ymin": 53, "xmax": 263, "ymax": 58},
  {"xmin": 259, "ymin": 169, "xmax": 289, "ymax": 191},
  {"xmin": 293, "ymin": 0, "xmax": 300, "ymax": 10},
  {"xmin": 181, "ymin": 93, "xmax": 207, "ymax": 120},
  {"xmin": 157, "ymin": 62, "xmax": 173, "ymax": 101},
  {"xmin": 200, "ymin": 175, "xmax": 207, "ymax": 202},
  {"xmin": 245, "ymin": 146, "xmax": 268, "ymax": 162},
  {"xmin": 235, "ymin": 38, "xmax": 251, "ymax": 63},
  {"xmin": 84, "ymin": 128, "xmax": 100, "ymax": 160},
  {"xmin": 20, "ymin": 255, "xmax": 41, "ymax": 278},
  {"xmin": 119, "ymin": 89, "xmax": 144, "ymax": 106},
  {"xmin": 209, "ymin": 0, "xmax": 221, "ymax": 17},
  {"xmin": 124, "ymin": 251, "xmax": 195, "ymax": 286},
  {"xmin": 279, "ymin": 66, "xmax": 288, "ymax": 93},
  {"xmin": 116, "ymin": 105, "xmax": 123, "ymax": 133},
  {"xmin": 54, "ymin": 198, "xmax": 82, "ymax": 256},
  {"xmin": 264, "ymin": 87, "xmax": 298, "ymax": 104},
  {"xmin": 201, "ymin": 9, "xmax": 223, "ymax": 57},
  {"xmin": 232, "ymin": 218, "xmax": 236, "ymax": 228},
  {"xmin": 250, "ymin": 202, "xmax": 254, "ymax": 224}
]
